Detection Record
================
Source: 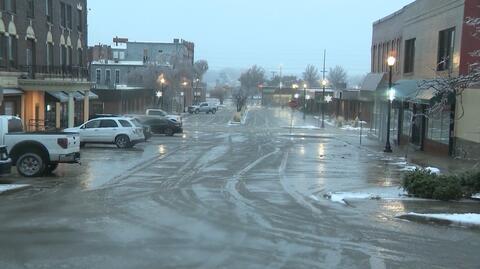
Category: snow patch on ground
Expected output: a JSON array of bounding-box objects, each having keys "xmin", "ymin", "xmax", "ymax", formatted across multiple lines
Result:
[
  {"xmin": 283, "ymin": 125, "xmax": 321, "ymax": 130},
  {"xmin": 399, "ymin": 213, "xmax": 480, "ymax": 227},
  {"xmin": 0, "ymin": 184, "xmax": 30, "ymax": 194},
  {"xmin": 472, "ymin": 193, "xmax": 480, "ymax": 199},
  {"xmin": 324, "ymin": 192, "xmax": 380, "ymax": 205},
  {"xmin": 425, "ymin": 167, "xmax": 441, "ymax": 175}
]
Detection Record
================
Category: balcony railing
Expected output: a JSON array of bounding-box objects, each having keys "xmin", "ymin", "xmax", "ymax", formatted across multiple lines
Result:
[{"xmin": 6, "ymin": 65, "xmax": 90, "ymax": 80}]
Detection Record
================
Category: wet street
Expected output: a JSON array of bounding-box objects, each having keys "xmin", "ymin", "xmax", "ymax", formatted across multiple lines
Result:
[{"xmin": 0, "ymin": 106, "xmax": 479, "ymax": 269}]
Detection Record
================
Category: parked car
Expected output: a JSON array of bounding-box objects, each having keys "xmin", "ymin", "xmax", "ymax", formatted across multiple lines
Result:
[
  {"xmin": 146, "ymin": 109, "xmax": 182, "ymax": 123},
  {"xmin": 188, "ymin": 102, "xmax": 217, "ymax": 114},
  {"xmin": 89, "ymin": 114, "xmax": 120, "ymax": 120},
  {"xmin": 129, "ymin": 117, "xmax": 152, "ymax": 141},
  {"xmin": 135, "ymin": 116, "xmax": 183, "ymax": 136},
  {"xmin": 64, "ymin": 117, "xmax": 145, "ymax": 149},
  {"xmin": 0, "ymin": 116, "xmax": 80, "ymax": 177},
  {"xmin": 0, "ymin": 145, "xmax": 11, "ymax": 176}
]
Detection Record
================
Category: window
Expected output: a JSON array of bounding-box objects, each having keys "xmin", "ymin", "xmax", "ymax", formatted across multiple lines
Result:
[
  {"xmin": 68, "ymin": 47, "xmax": 73, "ymax": 67},
  {"xmin": 46, "ymin": 0, "xmax": 53, "ymax": 22},
  {"xmin": 60, "ymin": 2, "xmax": 66, "ymax": 27},
  {"xmin": 95, "ymin": 69, "xmax": 101, "ymax": 84},
  {"xmin": 119, "ymin": 120, "xmax": 132, "ymax": 128},
  {"xmin": 437, "ymin": 28, "xmax": 455, "ymax": 71},
  {"xmin": 47, "ymin": 43, "xmax": 54, "ymax": 70},
  {"xmin": 5, "ymin": 0, "xmax": 16, "ymax": 13},
  {"xmin": 8, "ymin": 36, "xmax": 17, "ymax": 68},
  {"xmin": 0, "ymin": 36, "xmax": 6, "ymax": 67},
  {"xmin": 404, "ymin": 38, "xmax": 415, "ymax": 74},
  {"xmin": 85, "ymin": 120, "xmax": 101, "ymax": 129},
  {"xmin": 61, "ymin": 45, "xmax": 67, "ymax": 67},
  {"xmin": 402, "ymin": 109, "xmax": 413, "ymax": 136},
  {"xmin": 67, "ymin": 5, "xmax": 72, "ymax": 29},
  {"xmin": 427, "ymin": 110, "xmax": 451, "ymax": 145},
  {"xmin": 77, "ymin": 8, "xmax": 83, "ymax": 31},
  {"xmin": 105, "ymin": 69, "xmax": 111, "ymax": 84},
  {"xmin": 77, "ymin": 49, "xmax": 83, "ymax": 66},
  {"xmin": 100, "ymin": 120, "xmax": 118, "ymax": 128},
  {"xmin": 115, "ymin": 70, "xmax": 120, "ymax": 84},
  {"xmin": 27, "ymin": 0, "xmax": 34, "ymax": 18}
]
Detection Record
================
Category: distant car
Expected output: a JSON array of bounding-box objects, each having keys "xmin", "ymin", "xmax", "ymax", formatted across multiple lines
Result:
[
  {"xmin": 135, "ymin": 116, "xmax": 183, "ymax": 136},
  {"xmin": 188, "ymin": 102, "xmax": 217, "ymax": 114},
  {"xmin": 64, "ymin": 117, "xmax": 145, "ymax": 149},
  {"xmin": 146, "ymin": 109, "xmax": 182, "ymax": 123}
]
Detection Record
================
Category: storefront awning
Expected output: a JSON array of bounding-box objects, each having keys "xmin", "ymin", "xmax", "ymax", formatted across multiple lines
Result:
[
  {"xmin": 72, "ymin": 91, "xmax": 99, "ymax": 101},
  {"xmin": 393, "ymin": 80, "xmax": 436, "ymax": 104},
  {"xmin": 3, "ymin": 88, "xmax": 23, "ymax": 95},
  {"xmin": 46, "ymin": 91, "xmax": 69, "ymax": 103},
  {"xmin": 361, "ymin": 73, "xmax": 387, "ymax": 91}
]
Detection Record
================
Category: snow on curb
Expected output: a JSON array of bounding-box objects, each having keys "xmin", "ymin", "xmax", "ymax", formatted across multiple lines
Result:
[
  {"xmin": 228, "ymin": 109, "xmax": 249, "ymax": 126},
  {"xmin": 323, "ymin": 192, "xmax": 381, "ymax": 205},
  {"xmin": 0, "ymin": 184, "xmax": 30, "ymax": 194},
  {"xmin": 472, "ymin": 193, "xmax": 480, "ymax": 200},
  {"xmin": 397, "ymin": 213, "xmax": 480, "ymax": 227},
  {"xmin": 282, "ymin": 125, "xmax": 321, "ymax": 130}
]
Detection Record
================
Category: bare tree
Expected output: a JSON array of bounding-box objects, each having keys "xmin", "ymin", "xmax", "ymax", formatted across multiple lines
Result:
[
  {"xmin": 210, "ymin": 85, "xmax": 228, "ymax": 105},
  {"xmin": 232, "ymin": 87, "xmax": 248, "ymax": 112},
  {"xmin": 194, "ymin": 60, "xmax": 209, "ymax": 80},
  {"xmin": 303, "ymin": 65, "xmax": 320, "ymax": 87},
  {"xmin": 239, "ymin": 65, "xmax": 266, "ymax": 97},
  {"xmin": 327, "ymin": 66, "xmax": 348, "ymax": 90}
]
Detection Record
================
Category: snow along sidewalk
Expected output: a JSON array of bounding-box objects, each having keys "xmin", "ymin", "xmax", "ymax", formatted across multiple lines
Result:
[
  {"xmin": 397, "ymin": 213, "xmax": 480, "ymax": 228},
  {"xmin": 0, "ymin": 184, "xmax": 30, "ymax": 194}
]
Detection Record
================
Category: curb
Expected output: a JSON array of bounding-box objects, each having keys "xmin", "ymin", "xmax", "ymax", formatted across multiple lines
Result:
[{"xmin": 0, "ymin": 184, "xmax": 31, "ymax": 195}]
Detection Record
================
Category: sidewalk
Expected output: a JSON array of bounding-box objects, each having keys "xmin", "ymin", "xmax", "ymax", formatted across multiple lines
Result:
[{"xmin": 299, "ymin": 113, "xmax": 479, "ymax": 174}]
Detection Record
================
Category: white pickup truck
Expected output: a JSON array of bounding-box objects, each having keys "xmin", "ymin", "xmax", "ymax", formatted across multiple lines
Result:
[{"xmin": 0, "ymin": 116, "xmax": 81, "ymax": 177}]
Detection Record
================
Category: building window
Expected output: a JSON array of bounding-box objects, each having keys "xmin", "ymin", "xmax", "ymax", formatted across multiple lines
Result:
[
  {"xmin": 427, "ymin": 110, "xmax": 451, "ymax": 145},
  {"xmin": 61, "ymin": 45, "xmax": 67, "ymax": 67},
  {"xmin": 7, "ymin": 36, "xmax": 17, "ymax": 68},
  {"xmin": 402, "ymin": 109, "xmax": 413, "ymax": 137},
  {"xmin": 437, "ymin": 28, "xmax": 455, "ymax": 72},
  {"xmin": 67, "ymin": 47, "xmax": 73, "ymax": 67},
  {"xmin": 27, "ymin": 0, "xmax": 34, "ymax": 18},
  {"xmin": 115, "ymin": 69, "xmax": 120, "ymax": 84},
  {"xmin": 0, "ymin": 36, "xmax": 6, "ymax": 67},
  {"xmin": 77, "ymin": 8, "xmax": 83, "ymax": 32},
  {"xmin": 60, "ymin": 2, "xmax": 66, "ymax": 27},
  {"xmin": 105, "ymin": 69, "xmax": 111, "ymax": 84},
  {"xmin": 4, "ymin": 0, "xmax": 16, "ymax": 13},
  {"xmin": 77, "ymin": 49, "xmax": 83, "ymax": 67},
  {"xmin": 67, "ymin": 4, "xmax": 72, "ymax": 29},
  {"xmin": 96, "ymin": 69, "xmax": 101, "ymax": 84},
  {"xmin": 46, "ymin": 43, "xmax": 54, "ymax": 69},
  {"xmin": 404, "ymin": 38, "xmax": 415, "ymax": 74},
  {"xmin": 46, "ymin": 0, "xmax": 53, "ymax": 22}
]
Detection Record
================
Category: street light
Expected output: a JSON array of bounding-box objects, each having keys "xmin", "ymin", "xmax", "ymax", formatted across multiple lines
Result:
[
  {"xmin": 321, "ymin": 79, "xmax": 328, "ymax": 128},
  {"xmin": 158, "ymin": 76, "xmax": 166, "ymax": 109},
  {"xmin": 303, "ymin": 83, "xmax": 307, "ymax": 120},
  {"xmin": 384, "ymin": 56, "xmax": 396, "ymax": 153}
]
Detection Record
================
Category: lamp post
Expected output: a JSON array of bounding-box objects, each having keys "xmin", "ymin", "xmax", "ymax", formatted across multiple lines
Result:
[
  {"xmin": 321, "ymin": 79, "xmax": 327, "ymax": 128},
  {"xmin": 156, "ymin": 91, "xmax": 163, "ymax": 108},
  {"xmin": 303, "ymin": 83, "xmax": 307, "ymax": 120},
  {"xmin": 159, "ymin": 77, "xmax": 166, "ymax": 109},
  {"xmin": 181, "ymin": 81, "xmax": 188, "ymax": 113},
  {"xmin": 384, "ymin": 56, "xmax": 396, "ymax": 153}
]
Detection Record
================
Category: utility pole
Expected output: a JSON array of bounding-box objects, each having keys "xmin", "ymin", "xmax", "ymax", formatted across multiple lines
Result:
[{"xmin": 321, "ymin": 50, "xmax": 327, "ymax": 128}]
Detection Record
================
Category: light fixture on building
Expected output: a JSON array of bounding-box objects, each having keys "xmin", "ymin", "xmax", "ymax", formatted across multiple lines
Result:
[{"xmin": 46, "ymin": 105, "xmax": 52, "ymax": 112}]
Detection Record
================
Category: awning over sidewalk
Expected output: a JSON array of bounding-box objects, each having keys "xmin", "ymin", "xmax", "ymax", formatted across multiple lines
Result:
[
  {"xmin": 46, "ymin": 91, "xmax": 69, "ymax": 102},
  {"xmin": 393, "ymin": 80, "xmax": 436, "ymax": 104},
  {"xmin": 47, "ymin": 91, "xmax": 99, "ymax": 103},
  {"xmin": 361, "ymin": 73, "xmax": 387, "ymax": 91},
  {"xmin": 3, "ymin": 88, "xmax": 23, "ymax": 95}
]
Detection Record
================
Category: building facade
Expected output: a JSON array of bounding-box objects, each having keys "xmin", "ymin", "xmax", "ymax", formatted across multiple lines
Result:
[
  {"xmin": 89, "ymin": 38, "xmax": 203, "ymax": 115},
  {"xmin": 368, "ymin": 0, "xmax": 480, "ymax": 157},
  {"xmin": 0, "ymin": 0, "xmax": 92, "ymax": 129}
]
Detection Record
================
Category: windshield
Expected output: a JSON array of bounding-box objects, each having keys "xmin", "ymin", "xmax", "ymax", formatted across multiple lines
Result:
[{"xmin": 5, "ymin": 1, "xmax": 480, "ymax": 268}]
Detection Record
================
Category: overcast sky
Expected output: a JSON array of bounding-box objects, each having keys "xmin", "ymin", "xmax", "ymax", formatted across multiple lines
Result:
[{"xmin": 88, "ymin": 0, "xmax": 414, "ymax": 76}]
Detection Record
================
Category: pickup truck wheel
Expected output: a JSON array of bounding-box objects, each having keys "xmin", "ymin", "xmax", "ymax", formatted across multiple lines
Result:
[
  {"xmin": 16, "ymin": 152, "xmax": 45, "ymax": 177},
  {"xmin": 45, "ymin": 163, "xmax": 59, "ymax": 174},
  {"xmin": 115, "ymin": 135, "xmax": 131, "ymax": 149}
]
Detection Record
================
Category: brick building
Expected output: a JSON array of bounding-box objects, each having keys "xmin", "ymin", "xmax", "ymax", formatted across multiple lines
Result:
[
  {"xmin": 0, "ymin": 0, "xmax": 92, "ymax": 130},
  {"xmin": 367, "ymin": 0, "xmax": 480, "ymax": 157}
]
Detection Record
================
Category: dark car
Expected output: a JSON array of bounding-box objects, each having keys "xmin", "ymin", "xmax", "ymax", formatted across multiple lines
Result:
[{"xmin": 135, "ymin": 116, "xmax": 183, "ymax": 136}]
